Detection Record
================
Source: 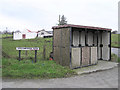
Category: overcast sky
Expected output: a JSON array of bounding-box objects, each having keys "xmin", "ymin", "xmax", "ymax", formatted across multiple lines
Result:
[{"xmin": 0, "ymin": 0, "xmax": 119, "ymax": 32}]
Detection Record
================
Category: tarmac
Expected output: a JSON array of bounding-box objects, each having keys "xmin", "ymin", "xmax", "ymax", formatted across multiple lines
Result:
[
  {"xmin": 74, "ymin": 60, "xmax": 118, "ymax": 75},
  {"xmin": 2, "ymin": 60, "xmax": 119, "ymax": 88}
]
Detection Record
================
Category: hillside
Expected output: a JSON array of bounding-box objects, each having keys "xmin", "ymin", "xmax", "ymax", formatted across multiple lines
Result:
[
  {"xmin": 2, "ymin": 34, "xmax": 119, "ymax": 60},
  {"xmin": 2, "ymin": 38, "xmax": 52, "ymax": 60}
]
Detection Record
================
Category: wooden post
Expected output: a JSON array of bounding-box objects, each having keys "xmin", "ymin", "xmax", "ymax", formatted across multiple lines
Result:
[
  {"xmin": 19, "ymin": 50, "xmax": 21, "ymax": 61},
  {"xmin": 35, "ymin": 50, "xmax": 37, "ymax": 63},
  {"xmin": 43, "ymin": 45, "xmax": 46, "ymax": 60},
  {"xmin": 25, "ymin": 50, "xmax": 28, "ymax": 56}
]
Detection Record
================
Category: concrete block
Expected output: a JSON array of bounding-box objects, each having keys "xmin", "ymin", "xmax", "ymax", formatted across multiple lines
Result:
[
  {"xmin": 102, "ymin": 32, "xmax": 110, "ymax": 45},
  {"xmin": 73, "ymin": 31, "xmax": 79, "ymax": 46},
  {"xmin": 80, "ymin": 31, "xmax": 85, "ymax": 46},
  {"xmin": 98, "ymin": 46, "xmax": 101, "ymax": 59},
  {"xmin": 91, "ymin": 47, "xmax": 97, "ymax": 64},
  {"xmin": 98, "ymin": 32, "xmax": 102, "ymax": 45},
  {"xmin": 82, "ymin": 47, "xmax": 90, "ymax": 66},
  {"xmin": 102, "ymin": 46, "xmax": 110, "ymax": 60},
  {"xmin": 94, "ymin": 33, "xmax": 97, "ymax": 46},
  {"xmin": 72, "ymin": 48, "xmax": 81, "ymax": 68},
  {"xmin": 87, "ymin": 32, "xmax": 93, "ymax": 46}
]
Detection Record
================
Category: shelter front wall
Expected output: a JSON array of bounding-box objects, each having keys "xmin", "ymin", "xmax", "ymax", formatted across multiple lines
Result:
[
  {"xmin": 80, "ymin": 31, "xmax": 85, "ymax": 46},
  {"xmin": 102, "ymin": 32, "xmax": 110, "ymax": 45},
  {"xmin": 102, "ymin": 46, "xmax": 110, "ymax": 60},
  {"xmin": 93, "ymin": 32, "xmax": 97, "ymax": 46},
  {"xmin": 82, "ymin": 47, "xmax": 90, "ymax": 66},
  {"xmin": 72, "ymin": 30, "xmax": 79, "ymax": 47},
  {"xmin": 71, "ymin": 48, "xmax": 81, "ymax": 68},
  {"xmin": 98, "ymin": 32, "xmax": 102, "ymax": 45},
  {"xmin": 91, "ymin": 47, "xmax": 97, "ymax": 64},
  {"xmin": 87, "ymin": 32, "xmax": 93, "ymax": 46}
]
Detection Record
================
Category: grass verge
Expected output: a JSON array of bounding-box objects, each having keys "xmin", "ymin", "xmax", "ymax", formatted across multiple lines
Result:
[
  {"xmin": 111, "ymin": 53, "xmax": 120, "ymax": 62},
  {"xmin": 2, "ymin": 58, "xmax": 76, "ymax": 79},
  {"xmin": 111, "ymin": 34, "xmax": 120, "ymax": 48}
]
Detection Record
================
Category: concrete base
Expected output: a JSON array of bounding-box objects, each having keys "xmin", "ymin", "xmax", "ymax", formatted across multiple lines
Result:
[{"xmin": 74, "ymin": 60, "xmax": 118, "ymax": 75}]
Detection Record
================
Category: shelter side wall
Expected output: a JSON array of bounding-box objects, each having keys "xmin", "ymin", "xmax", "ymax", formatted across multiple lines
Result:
[
  {"xmin": 61, "ymin": 28, "xmax": 70, "ymax": 66},
  {"xmin": 61, "ymin": 47, "xmax": 70, "ymax": 66},
  {"xmin": 61, "ymin": 28, "xmax": 70, "ymax": 47},
  {"xmin": 53, "ymin": 47, "xmax": 61, "ymax": 64},
  {"xmin": 53, "ymin": 29, "xmax": 62, "ymax": 47},
  {"xmin": 53, "ymin": 28, "xmax": 70, "ymax": 66},
  {"xmin": 53, "ymin": 29, "xmax": 62, "ymax": 65}
]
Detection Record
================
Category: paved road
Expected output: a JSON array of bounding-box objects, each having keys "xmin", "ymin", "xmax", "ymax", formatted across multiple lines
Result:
[{"xmin": 2, "ymin": 67, "xmax": 118, "ymax": 88}]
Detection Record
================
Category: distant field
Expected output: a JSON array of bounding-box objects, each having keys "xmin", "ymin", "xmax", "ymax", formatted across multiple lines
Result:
[
  {"xmin": 111, "ymin": 34, "xmax": 120, "ymax": 48},
  {"xmin": 2, "ymin": 38, "xmax": 52, "ymax": 60},
  {"xmin": 2, "ymin": 34, "xmax": 12, "ymax": 38}
]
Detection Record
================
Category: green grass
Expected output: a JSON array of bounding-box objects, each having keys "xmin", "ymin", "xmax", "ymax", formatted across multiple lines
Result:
[
  {"xmin": 111, "ymin": 53, "xmax": 120, "ymax": 62},
  {"xmin": 2, "ymin": 58, "xmax": 75, "ymax": 79},
  {"xmin": 111, "ymin": 34, "xmax": 120, "ymax": 48},
  {"xmin": 2, "ymin": 34, "xmax": 120, "ymax": 79},
  {"xmin": 2, "ymin": 34, "xmax": 12, "ymax": 38},
  {"xmin": 118, "ymin": 58, "xmax": 120, "ymax": 62},
  {"xmin": 2, "ymin": 34, "xmax": 119, "ymax": 60},
  {"xmin": 2, "ymin": 38, "xmax": 76, "ymax": 78},
  {"xmin": 2, "ymin": 38, "xmax": 52, "ymax": 60}
]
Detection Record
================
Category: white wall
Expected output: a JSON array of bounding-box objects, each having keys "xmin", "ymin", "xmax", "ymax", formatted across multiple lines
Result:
[
  {"xmin": 38, "ymin": 31, "xmax": 53, "ymax": 37},
  {"xmin": 13, "ymin": 32, "xmax": 37, "ymax": 40},
  {"xmin": 13, "ymin": 33, "xmax": 22, "ymax": 40},
  {"xmin": 26, "ymin": 33, "xmax": 37, "ymax": 39}
]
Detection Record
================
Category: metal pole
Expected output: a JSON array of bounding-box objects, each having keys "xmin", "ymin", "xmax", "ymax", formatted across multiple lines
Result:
[
  {"xmin": 109, "ymin": 31, "xmax": 111, "ymax": 61},
  {"xmin": 100, "ymin": 31, "xmax": 103, "ymax": 60},
  {"xmin": 69, "ymin": 27, "xmax": 72, "ymax": 69},
  {"xmin": 35, "ymin": 50, "xmax": 37, "ymax": 63},
  {"xmin": 19, "ymin": 50, "xmax": 21, "ymax": 61}
]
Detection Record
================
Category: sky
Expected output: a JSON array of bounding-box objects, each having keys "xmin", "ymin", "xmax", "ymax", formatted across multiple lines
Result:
[{"xmin": 0, "ymin": 0, "xmax": 119, "ymax": 32}]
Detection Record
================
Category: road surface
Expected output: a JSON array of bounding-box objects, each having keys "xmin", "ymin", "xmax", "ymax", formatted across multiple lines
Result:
[{"xmin": 2, "ymin": 67, "xmax": 118, "ymax": 88}]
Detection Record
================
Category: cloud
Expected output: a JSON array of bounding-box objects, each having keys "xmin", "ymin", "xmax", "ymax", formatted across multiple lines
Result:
[{"xmin": 0, "ymin": 0, "xmax": 119, "ymax": 31}]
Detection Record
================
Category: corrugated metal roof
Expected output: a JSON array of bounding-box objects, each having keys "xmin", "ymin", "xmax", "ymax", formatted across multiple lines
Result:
[{"xmin": 52, "ymin": 24, "xmax": 112, "ymax": 31}]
